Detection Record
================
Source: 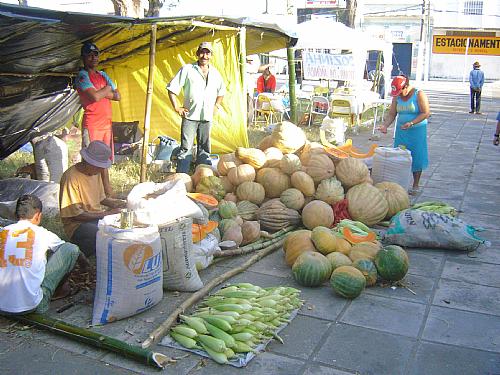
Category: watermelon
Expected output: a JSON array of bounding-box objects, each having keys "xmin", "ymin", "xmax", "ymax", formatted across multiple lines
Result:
[
  {"xmin": 292, "ymin": 252, "xmax": 332, "ymax": 287},
  {"xmin": 374, "ymin": 245, "xmax": 409, "ymax": 281},
  {"xmin": 330, "ymin": 265, "xmax": 366, "ymax": 299},
  {"xmin": 326, "ymin": 252, "xmax": 352, "ymax": 271},
  {"xmin": 353, "ymin": 259, "xmax": 378, "ymax": 286}
]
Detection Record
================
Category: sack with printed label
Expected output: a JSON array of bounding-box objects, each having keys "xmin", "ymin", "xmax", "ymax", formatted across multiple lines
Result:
[
  {"xmin": 383, "ymin": 209, "xmax": 489, "ymax": 251},
  {"xmin": 93, "ymin": 214, "xmax": 163, "ymax": 325}
]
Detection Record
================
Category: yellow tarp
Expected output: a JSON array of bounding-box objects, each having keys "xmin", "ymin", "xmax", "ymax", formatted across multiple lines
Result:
[{"xmin": 104, "ymin": 30, "xmax": 249, "ymax": 154}]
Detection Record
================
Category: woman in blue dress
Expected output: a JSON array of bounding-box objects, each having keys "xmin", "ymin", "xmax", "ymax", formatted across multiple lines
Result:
[{"xmin": 378, "ymin": 75, "xmax": 431, "ymax": 195}]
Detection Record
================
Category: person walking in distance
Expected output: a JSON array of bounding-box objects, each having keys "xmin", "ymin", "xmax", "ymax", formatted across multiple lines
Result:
[
  {"xmin": 167, "ymin": 42, "xmax": 225, "ymax": 173},
  {"xmin": 469, "ymin": 61, "xmax": 484, "ymax": 114}
]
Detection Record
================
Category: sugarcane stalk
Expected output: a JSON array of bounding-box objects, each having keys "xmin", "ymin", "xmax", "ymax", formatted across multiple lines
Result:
[
  {"xmin": 141, "ymin": 238, "xmax": 286, "ymax": 349},
  {"xmin": 213, "ymin": 226, "xmax": 297, "ymax": 258},
  {"xmin": 7, "ymin": 313, "xmax": 170, "ymax": 369}
]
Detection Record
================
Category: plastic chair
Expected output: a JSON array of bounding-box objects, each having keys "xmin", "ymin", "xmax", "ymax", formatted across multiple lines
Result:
[
  {"xmin": 308, "ymin": 96, "xmax": 330, "ymax": 127},
  {"xmin": 330, "ymin": 99, "xmax": 355, "ymax": 127},
  {"xmin": 254, "ymin": 94, "xmax": 283, "ymax": 128},
  {"xmin": 313, "ymin": 86, "xmax": 329, "ymax": 97}
]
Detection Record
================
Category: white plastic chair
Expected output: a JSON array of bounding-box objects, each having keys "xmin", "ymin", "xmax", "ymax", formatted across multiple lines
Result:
[{"xmin": 308, "ymin": 96, "xmax": 330, "ymax": 127}]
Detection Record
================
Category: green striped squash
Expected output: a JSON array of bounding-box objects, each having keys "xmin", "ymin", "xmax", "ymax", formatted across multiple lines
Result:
[
  {"xmin": 330, "ymin": 266, "xmax": 366, "ymax": 299},
  {"xmin": 374, "ymin": 245, "xmax": 409, "ymax": 281},
  {"xmin": 292, "ymin": 252, "xmax": 332, "ymax": 287},
  {"xmin": 353, "ymin": 259, "xmax": 378, "ymax": 286},
  {"xmin": 218, "ymin": 200, "xmax": 238, "ymax": 219},
  {"xmin": 326, "ymin": 252, "xmax": 352, "ymax": 271},
  {"xmin": 236, "ymin": 200, "xmax": 259, "ymax": 221}
]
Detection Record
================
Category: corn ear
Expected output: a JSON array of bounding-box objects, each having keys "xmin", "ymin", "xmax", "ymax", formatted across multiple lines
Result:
[
  {"xmin": 170, "ymin": 332, "xmax": 198, "ymax": 349},
  {"xmin": 197, "ymin": 334, "xmax": 227, "ymax": 353},
  {"xmin": 204, "ymin": 322, "xmax": 237, "ymax": 349},
  {"xmin": 180, "ymin": 315, "xmax": 209, "ymax": 334},
  {"xmin": 200, "ymin": 316, "xmax": 233, "ymax": 332},
  {"xmin": 171, "ymin": 325, "xmax": 198, "ymax": 339},
  {"xmin": 200, "ymin": 343, "xmax": 229, "ymax": 364}
]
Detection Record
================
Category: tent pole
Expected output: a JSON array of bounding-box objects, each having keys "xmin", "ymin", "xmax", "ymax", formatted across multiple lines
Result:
[
  {"xmin": 287, "ymin": 47, "xmax": 297, "ymax": 123},
  {"xmin": 140, "ymin": 23, "xmax": 158, "ymax": 182}
]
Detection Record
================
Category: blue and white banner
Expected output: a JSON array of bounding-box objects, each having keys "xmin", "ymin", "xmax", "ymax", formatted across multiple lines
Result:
[{"xmin": 302, "ymin": 51, "xmax": 355, "ymax": 81}]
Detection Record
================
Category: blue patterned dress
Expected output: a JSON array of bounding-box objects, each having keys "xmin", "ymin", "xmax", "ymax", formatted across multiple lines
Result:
[{"xmin": 393, "ymin": 88, "xmax": 429, "ymax": 172}]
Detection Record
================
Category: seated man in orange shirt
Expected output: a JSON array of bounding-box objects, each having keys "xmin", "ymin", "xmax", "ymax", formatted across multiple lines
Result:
[
  {"xmin": 59, "ymin": 141, "xmax": 126, "ymax": 260},
  {"xmin": 256, "ymin": 66, "xmax": 276, "ymax": 94}
]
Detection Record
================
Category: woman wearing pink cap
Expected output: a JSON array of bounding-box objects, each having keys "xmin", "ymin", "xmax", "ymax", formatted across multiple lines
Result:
[{"xmin": 378, "ymin": 75, "xmax": 431, "ymax": 195}]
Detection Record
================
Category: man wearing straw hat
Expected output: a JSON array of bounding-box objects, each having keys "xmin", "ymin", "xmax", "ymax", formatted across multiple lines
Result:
[
  {"xmin": 167, "ymin": 42, "xmax": 226, "ymax": 173},
  {"xmin": 59, "ymin": 141, "xmax": 126, "ymax": 261},
  {"xmin": 469, "ymin": 61, "xmax": 484, "ymax": 114}
]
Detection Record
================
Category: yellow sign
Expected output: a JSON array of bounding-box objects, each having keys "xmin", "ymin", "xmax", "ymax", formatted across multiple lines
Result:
[{"xmin": 433, "ymin": 36, "xmax": 500, "ymax": 56}]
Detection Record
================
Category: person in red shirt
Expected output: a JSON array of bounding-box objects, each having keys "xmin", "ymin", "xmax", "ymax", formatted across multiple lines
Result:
[
  {"xmin": 75, "ymin": 42, "xmax": 120, "ymax": 196},
  {"xmin": 256, "ymin": 66, "xmax": 276, "ymax": 94}
]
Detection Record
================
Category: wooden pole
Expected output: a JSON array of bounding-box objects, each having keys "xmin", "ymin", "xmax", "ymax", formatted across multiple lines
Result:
[
  {"xmin": 287, "ymin": 47, "xmax": 297, "ymax": 123},
  {"xmin": 141, "ymin": 237, "xmax": 287, "ymax": 348},
  {"xmin": 140, "ymin": 24, "xmax": 157, "ymax": 182}
]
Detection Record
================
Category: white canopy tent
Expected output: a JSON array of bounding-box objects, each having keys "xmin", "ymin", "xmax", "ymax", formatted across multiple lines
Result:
[{"xmin": 293, "ymin": 20, "xmax": 393, "ymax": 96}]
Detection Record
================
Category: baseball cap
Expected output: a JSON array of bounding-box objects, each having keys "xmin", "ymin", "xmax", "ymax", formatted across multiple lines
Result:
[
  {"xmin": 391, "ymin": 75, "xmax": 407, "ymax": 96},
  {"xmin": 81, "ymin": 42, "xmax": 100, "ymax": 56},
  {"xmin": 80, "ymin": 140, "xmax": 112, "ymax": 168},
  {"xmin": 198, "ymin": 42, "xmax": 213, "ymax": 52}
]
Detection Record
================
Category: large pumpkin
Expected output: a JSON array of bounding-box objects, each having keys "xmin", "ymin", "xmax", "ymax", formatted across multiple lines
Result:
[
  {"xmin": 311, "ymin": 226, "xmax": 337, "ymax": 255},
  {"xmin": 227, "ymin": 164, "xmax": 256, "ymax": 186},
  {"xmin": 292, "ymin": 252, "xmax": 332, "ymax": 287},
  {"xmin": 302, "ymin": 200, "xmax": 334, "ymax": 229},
  {"xmin": 257, "ymin": 199, "xmax": 302, "ymax": 233},
  {"xmin": 291, "ymin": 171, "xmax": 315, "ymax": 197},
  {"xmin": 280, "ymin": 154, "xmax": 302, "ymax": 175},
  {"xmin": 235, "ymin": 147, "xmax": 267, "ymax": 169},
  {"xmin": 326, "ymin": 252, "xmax": 353, "ymax": 271},
  {"xmin": 270, "ymin": 121, "xmax": 307, "ymax": 153},
  {"xmin": 236, "ymin": 200, "xmax": 259, "ymax": 221},
  {"xmin": 219, "ymin": 176, "xmax": 234, "ymax": 193},
  {"xmin": 314, "ymin": 177, "xmax": 344, "ymax": 204},
  {"xmin": 375, "ymin": 181, "xmax": 410, "ymax": 219},
  {"xmin": 241, "ymin": 221, "xmax": 261, "ymax": 245},
  {"xmin": 236, "ymin": 181, "xmax": 265, "ymax": 205},
  {"xmin": 256, "ymin": 168, "xmax": 291, "ymax": 198},
  {"xmin": 195, "ymin": 176, "xmax": 225, "ymax": 201},
  {"xmin": 283, "ymin": 230, "xmax": 316, "ymax": 266},
  {"xmin": 353, "ymin": 259, "xmax": 378, "ymax": 286},
  {"xmin": 299, "ymin": 142, "xmax": 326, "ymax": 165},
  {"xmin": 335, "ymin": 157, "xmax": 370, "ymax": 190},
  {"xmin": 330, "ymin": 265, "xmax": 366, "ymax": 299},
  {"xmin": 217, "ymin": 152, "xmax": 241, "ymax": 176},
  {"xmin": 257, "ymin": 135, "xmax": 274, "ymax": 151},
  {"xmin": 374, "ymin": 245, "xmax": 409, "ymax": 282},
  {"xmin": 303, "ymin": 153, "xmax": 335, "ymax": 184},
  {"xmin": 348, "ymin": 241, "xmax": 382, "ymax": 262},
  {"xmin": 192, "ymin": 164, "xmax": 215, "ymax": 187},
  {"xmin": 264, "ymin": 147, "xmax": 284, "ymax": 168},
  {"xmin": 280, "ymin": 188, "xmax": 305, "ymax": 210},
  {"xmin": 218, "ymin": 200, "xmax": 238, "ymax": 219},
  {"xmin": 346, "ymin": 183, "xmax": 389, "ymax": 226}
]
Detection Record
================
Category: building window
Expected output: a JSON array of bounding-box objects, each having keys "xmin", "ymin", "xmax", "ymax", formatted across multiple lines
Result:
[{"xmin": 464, "ymin": 1, "xmax": 483, "ymax": 15}]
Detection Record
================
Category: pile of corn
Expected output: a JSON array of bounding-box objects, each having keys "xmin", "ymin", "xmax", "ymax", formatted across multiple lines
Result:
[{"xmin": 169, "ymin": 283, "xmax": 302, "ymax": 364}]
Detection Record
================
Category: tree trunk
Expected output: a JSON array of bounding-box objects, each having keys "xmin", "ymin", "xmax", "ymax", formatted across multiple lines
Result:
[
  {"xmin": 145, "ymin": 0, "xmax": 164, "ymax": 17},
  {"xmin": 18, "ymin": 0, "xmax": 28, "ymax": 6},
  {"xmin": 339, "ymin": 0, "xmax": 357, "ymax": 28},
  {"xmin": 110, "ymin": 0, "xmax": 142, "ymax": 17}
]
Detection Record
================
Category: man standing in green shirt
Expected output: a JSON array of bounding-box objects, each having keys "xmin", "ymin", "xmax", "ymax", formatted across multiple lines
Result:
[{"xmin": 167, "ymin": 42, "xmax": 226, "ymax": 173}]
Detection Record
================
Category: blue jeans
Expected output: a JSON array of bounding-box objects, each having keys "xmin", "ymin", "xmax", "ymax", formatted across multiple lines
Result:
[
  {"xmin": 71, "ymin": 220, "xmax": 99, "ymax": 257},
  {"xmin": 470, "ymin": 87, "xmax": 481, "ymax": 112},
  {"xmin": 176, "ymin": 118, "xmax": 212, "ymax": 173}
]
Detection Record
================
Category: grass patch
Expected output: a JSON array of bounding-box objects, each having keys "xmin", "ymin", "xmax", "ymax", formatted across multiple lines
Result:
[{"xmin": 0, "ymin": 151, "xmax": 33, "ymax": 179}]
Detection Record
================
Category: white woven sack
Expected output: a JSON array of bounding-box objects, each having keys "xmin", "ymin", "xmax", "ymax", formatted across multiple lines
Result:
[
  {"xmin": 372, "ymin": 147, "xmax": 412, "ymax": 190},
  {"xmin": 32, "ymin": 134, "xmax": 68, "ymax": 183},
  {"xmin": 93, "ymin": 214, "xmax": 163, "ymax": 325},
  {"xmin": 127, "ymin": 180, "xmax": 203, "ymax": 225},
  {"xmin": 160, "ymin": 217, "xmax": 203, "ymax": 292}
]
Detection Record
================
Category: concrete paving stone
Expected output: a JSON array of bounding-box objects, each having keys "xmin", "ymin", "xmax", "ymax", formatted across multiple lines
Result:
[
  {"xmin": 407, "ymin": 341, "xmax": 500, "ymax": 375},
  {"xmin": 314, "ymin": 323, "xmax": 415, "ymax": 375},
  {"xmin": 101, "ymin": 346, "xmax": 199, "ymax": 375},
  {"xmin": 192, "ymin": 351, "xmax": 305, "ymax": 375},
  {"xmin": 441, "ymin": 258, "xmax": 500, "ymax": 287},
  {"xmin": 296, "ymin": 283, "xmax": 348, "ymax": 321},
  {"xmin": 302, "ymin": 363, "xmax": 356, "ymax": 375},
  {"xmin": 365, "ymin": 273, "xmax": 437, "ymax": 304},
  {"xmin": 226, "ymin": 269, "xmax": 296, "ymax": 289},
  {"xmin": 466, "ymin": 182, "xmax": 500, "ymax": 196},
  {"xmin": 0, "ymin": 338, "xmax": 135, "ymax": 375},
  {"xmin": 405, "ymin": 249, "xmax": 444, "ymax": 279},
  {"xmin": 422, "ymin": 178, "xmax": 468, "ymax": 191},
  {"xmin": 433, "ymin": 278, "xmax": 500, "ymax": 316},
  {"xmin": 428, "ymin": 171, "xmax": 473, "ymax": 182},
  {"xmin": 461, "ymin": 196, "xmax": 500, "ymax": 216},
  {"xmin": 412, "ymin": 187, "xmax": 464, "ymax": 200},
  {"xmin": 267, "ymin": 314, "xmax": 332, "ymax": 360},
  {"xmin": 422, "ymin": 305, "xmax": 500, "ymax": 353},
  {"xmin": 247, "ymin": 249, "xmax": 292, "ymax": 278},
  {"xmin": 340, "ymin": 294, "xmax": 426, "ymax": 338},
  {"xmin": 446, "ymin": 242, "xmax": 500, "ymax": 265}
]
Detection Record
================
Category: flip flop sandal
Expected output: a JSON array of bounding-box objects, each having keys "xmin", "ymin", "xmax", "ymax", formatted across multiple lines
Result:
[
  {"xmin": 408, "ymin": 187, "xmax": 421, "ymax": 196},
  {"xmin": 494, "ymin": 135, "xmax": 499, "ymax": 146}
]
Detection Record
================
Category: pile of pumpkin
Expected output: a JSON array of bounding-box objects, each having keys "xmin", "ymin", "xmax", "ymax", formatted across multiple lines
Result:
[{"xmin": 284, "ymin": 226, "xmax": 409, "ymax": 299}]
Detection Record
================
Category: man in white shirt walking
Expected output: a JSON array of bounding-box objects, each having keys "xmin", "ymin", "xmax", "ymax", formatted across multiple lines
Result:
[
  {"xmin": 0, "ymin": 195, "xmax": 80, "ymax": 314},
  {"xmin": 167, "ymin": 42, "xmax": 226, "ymax": 173}
]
